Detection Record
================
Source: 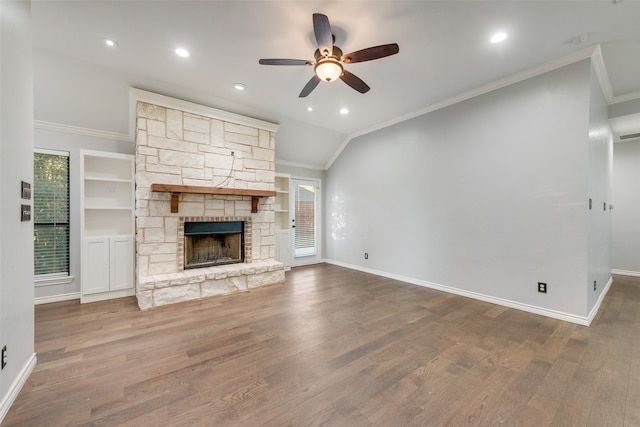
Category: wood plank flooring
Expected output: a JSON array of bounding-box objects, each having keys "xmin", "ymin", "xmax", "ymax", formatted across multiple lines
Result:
[{"xmin": 3, "ymin": 264, "xmax": 640, "ymax": 426}]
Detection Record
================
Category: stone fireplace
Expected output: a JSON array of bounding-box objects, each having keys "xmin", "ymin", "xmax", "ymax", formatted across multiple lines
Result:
[{"xmin": 133, "ymin": 90, "xmax": 284, "ymax": 309}]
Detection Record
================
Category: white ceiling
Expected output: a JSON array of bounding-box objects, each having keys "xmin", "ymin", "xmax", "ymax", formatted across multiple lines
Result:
[{"xmin": 32, "ymin": 1, "xmax": 640, "ymax": 169}]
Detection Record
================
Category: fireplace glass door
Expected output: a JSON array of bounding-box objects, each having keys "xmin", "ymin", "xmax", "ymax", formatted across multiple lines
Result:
[{"xmin": 184, "ymin": 221, "xmax": 244, "ymax": 268}]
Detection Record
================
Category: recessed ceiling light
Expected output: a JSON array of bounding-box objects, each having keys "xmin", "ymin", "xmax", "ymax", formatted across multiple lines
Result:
[
  {"xmin": 175, "ymin": 48, "xmax": 190, "ymax": 58},
  {"xmin": 104, "ymin": 39, "xmax": 118, "ymax": 48},
  {"xmin": 340, "ymin": 108, "xmax": 349, "ymax": 115},
  {"xmin": 233, "ymin": 83, "xmax": 246, "ymax": 91},
  {"xmin": 307, "ymin": 107, "xmax": 313, "ymax": 112},
  {"xmin": 490, "ymin": 32, "xmax": 508, "ymax": 43}
]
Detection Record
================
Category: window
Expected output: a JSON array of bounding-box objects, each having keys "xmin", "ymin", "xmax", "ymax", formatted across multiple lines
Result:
[{"xmin": 34, "ymin": 150, "xmax": 70, "ymax": 278}]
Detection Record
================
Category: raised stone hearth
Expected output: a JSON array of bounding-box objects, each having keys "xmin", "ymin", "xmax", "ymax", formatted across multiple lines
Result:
[
  {"xmin": 136, "ymin": 260, "xmax": 284, "ymax": 308},
  {"xmin": 134, "ymin": 91, "xmax": 284, "ymax": 309}
]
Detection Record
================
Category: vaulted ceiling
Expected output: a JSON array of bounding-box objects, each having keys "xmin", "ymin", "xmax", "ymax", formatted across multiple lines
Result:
[{"xmin": 32, "ymin": 1, "xmax": 640, "ymax": 169}]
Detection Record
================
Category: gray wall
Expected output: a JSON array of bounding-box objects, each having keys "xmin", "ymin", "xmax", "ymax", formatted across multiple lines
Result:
[
  {"xmin": 1, "ymin": 0, "xmax": 35, "ymax": 418},
  {"xmin": 325, "ymin": 60, "xmax": 605, "ymax": 321},
  {"xmin": 612, "ymin": 139, "xmax": 640, "ymax": 275}
]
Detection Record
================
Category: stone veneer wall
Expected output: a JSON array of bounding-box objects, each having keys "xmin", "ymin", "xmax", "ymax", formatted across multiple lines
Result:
[{"xmin": 134, "ymin": 100, "xmax": 284, "ymax": 309}]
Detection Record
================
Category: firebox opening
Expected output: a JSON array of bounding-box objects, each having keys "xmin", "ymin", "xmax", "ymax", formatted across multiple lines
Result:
[{"xmin": 184, "ymin": 221, "xmax": 244, "ymax": 269}]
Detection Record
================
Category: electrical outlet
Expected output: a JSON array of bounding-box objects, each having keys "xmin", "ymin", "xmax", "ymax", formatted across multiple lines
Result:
[
  {"xmin": 1, "ymin": 345, "xmax": 7, "ymax": 370},
  {"xmin": 364, "ymin": 253, "xmax": 368, "ymax": 260},
  {"xmin": 538, "ymin": 282, "xmax": 547, "ymax": 293},
  {"xmin": 594, "ymin": 280, "xmax": 597, "ymax": 291}
]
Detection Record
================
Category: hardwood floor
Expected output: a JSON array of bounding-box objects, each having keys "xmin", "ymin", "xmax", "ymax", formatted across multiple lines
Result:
[{"xmin": 4, "ymin": 264, "xmax": 640, "ymax": 426}]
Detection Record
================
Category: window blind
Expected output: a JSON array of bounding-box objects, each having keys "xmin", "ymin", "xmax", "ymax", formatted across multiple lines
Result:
[
  {"xmin": 294, "ymin": 184, "xmax": 316, "ymax": 256},
  {"xmin": 34, "ymin": 152, "xmax": 70, "ymax": 277}
]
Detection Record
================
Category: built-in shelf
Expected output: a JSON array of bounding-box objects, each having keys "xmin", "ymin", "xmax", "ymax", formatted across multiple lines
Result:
[
  {"xmin": 150, "ymin": 183, "xmax": 276, "ymax": 213},
  {"xmin": 84, "ymin": 176, "xmax": 133, "ymax": 183},
  {"xmin": 81, "ymin": 150, "xmax": 135, "ymax": 303},
  {"xmin": 84, "ymin": 206, "xmax": 133, "ymax": 210},
  {"xmin": 274, "ymin": 173, "xmax": 291, "ymax": 270}
]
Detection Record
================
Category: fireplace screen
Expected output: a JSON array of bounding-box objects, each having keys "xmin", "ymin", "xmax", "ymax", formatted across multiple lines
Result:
[{"xmin": 184, "ymin": 221, "xmax": 244, "ymax": 269}]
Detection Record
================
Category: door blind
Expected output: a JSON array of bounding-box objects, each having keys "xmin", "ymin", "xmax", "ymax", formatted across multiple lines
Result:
[{"xmin": 294, "ymin": 184, "xmax": 316, "ymax": 256}]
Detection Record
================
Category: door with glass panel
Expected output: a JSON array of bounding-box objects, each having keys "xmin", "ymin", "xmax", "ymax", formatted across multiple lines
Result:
[{"xmin": 290, "ymin": 178, "xmax": 321, "ymax": 266}]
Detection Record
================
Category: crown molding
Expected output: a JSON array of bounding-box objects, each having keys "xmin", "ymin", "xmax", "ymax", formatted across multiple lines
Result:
[
  {"xmin": 275, "ymin": 158, "xmax": 326, "ymax": 171},
  {"xmin": 130, "ymin": 88, "xmax": 279, "ymax": 134},
  {"xmin": 591, "ymin": 45, "xmax": 640, "ymax": 105},
  {"xmin": 325, "ymin": 45, "xmax": 600, "ymax": 170},
  {"xmin": 609, "ymin": 89, "xmax": 640, "ymax": 105},
  {"xmin": 324, "ymin": 136, "xmax": 352, "ymax": 170},
  {"xmin": 34, "ymin": 120, "xmax": 134, "ymax": 142},
  {"xmin": 591, "ymin": 45, "xmax": 615, "ymax": 104}
]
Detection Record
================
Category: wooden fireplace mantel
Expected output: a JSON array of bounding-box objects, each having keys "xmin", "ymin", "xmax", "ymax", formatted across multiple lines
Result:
[{"xmin": 150, "ymin": 184, "xmax": 276, "ymax": 214}]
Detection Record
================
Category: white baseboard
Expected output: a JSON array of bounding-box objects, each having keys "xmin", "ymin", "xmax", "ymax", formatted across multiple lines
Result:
[
  {"xmin": 34, "ymin": 292, "xmax": 80, "ymax": 305},
  {"xmin": 323, "ymin": 259, "xmax": 602, "ymax": 326},
  {"xmin": 611, "ymin": 269, "xmax": 640, "ymax": 278},
  {"xmin": 0, "ymin": 353, "xmax": 37, "ymax": 423},
  {"xmin": 586, "ymin": 276, "xmax": 613, "ymax": 325}
]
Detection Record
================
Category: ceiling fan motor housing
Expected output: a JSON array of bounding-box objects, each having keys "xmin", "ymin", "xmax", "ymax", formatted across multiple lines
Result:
[{"xmin": 314, "ymin": 46, "xmax": 344, "ymax": 82}]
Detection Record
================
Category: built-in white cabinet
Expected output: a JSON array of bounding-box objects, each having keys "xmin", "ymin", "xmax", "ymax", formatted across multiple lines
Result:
[
  {"xmin": 80, "ymin": 150, "xmax": 135, "ymax": 303},
  {"xmin": 82, "ymin": 236, "xmax": 134, "ymax": 295},
  {"xmin": 274, "ymin": 173, "xmax": 291, "ymax": 271}
]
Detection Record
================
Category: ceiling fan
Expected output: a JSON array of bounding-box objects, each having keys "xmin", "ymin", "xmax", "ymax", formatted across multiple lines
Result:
[{"xmin": 259, "ymin": 13, "xmax": 400, "ymax": 97}]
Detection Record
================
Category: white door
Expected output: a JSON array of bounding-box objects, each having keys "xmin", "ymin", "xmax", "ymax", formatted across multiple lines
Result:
[{"xmin": 290, "ymin": 178, "xmax": 321, "ymax": 266}]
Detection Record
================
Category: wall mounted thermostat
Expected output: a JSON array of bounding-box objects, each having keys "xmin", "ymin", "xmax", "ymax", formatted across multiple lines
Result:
[{"xmin": 21, "ymin": 204, "xmax": 31, "ymax": 222}]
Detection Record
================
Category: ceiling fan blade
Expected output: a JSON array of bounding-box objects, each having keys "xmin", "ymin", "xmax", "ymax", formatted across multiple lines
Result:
[
  {"xmin": 259, "ymin": 59, "xmax": 312, "ymax": 66},
  {"xmin": 340, "ymin": 70, "xmax": 370, "ymax": 94},
  {"xmin": 313, "ymin": 13, "xmax": 333, "ymax": 57},
  {"xmin": 299, "ymin": 75, "xmax": 321, "ymax": 97},
  {"xmin": 342, "ymin": 43, "xmax": 400, "ymax": 64}
]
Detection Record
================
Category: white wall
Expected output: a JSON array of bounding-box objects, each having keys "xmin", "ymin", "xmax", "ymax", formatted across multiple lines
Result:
[
  {"xmin": 0, "ymin": 0, "xmax": 36, "ymax": 420},
  {"xmin": 612, "ymin": 139, "xmax": 640, "ymax": 276},
  {"xmin": 326, "ymin": 60, "xmax": 600, "ymax": 322},
  {"xmin": 586, "ymin": 62, "xmax": 613, "ymax": 313}
]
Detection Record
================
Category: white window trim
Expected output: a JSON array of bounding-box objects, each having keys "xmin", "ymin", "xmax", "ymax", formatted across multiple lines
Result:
[{"xmin": 34, "ymin": 274, "xmax": 75, "ymax": 287}]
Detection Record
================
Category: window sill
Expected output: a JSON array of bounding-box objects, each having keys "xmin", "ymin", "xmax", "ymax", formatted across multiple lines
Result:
[{"xmin": 34, "ymin": 275, "xmax": 75, "ymax": 287}]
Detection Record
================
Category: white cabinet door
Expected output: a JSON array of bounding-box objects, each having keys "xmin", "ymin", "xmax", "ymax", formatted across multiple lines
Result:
[
  {"xmin": 275, "ymin": 230, "xmax": 291, "ymax": 271},
  {"xmin": 109, "ymin": 236, "xmax": 134, "ymax": 291},
  {"xmin": 82, "ymin": 237, "xmax": 110, "ymax": 295}
]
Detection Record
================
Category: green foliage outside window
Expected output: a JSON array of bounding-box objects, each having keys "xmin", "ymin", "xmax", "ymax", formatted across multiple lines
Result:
[{"xmin": 34, "ymin": 152, "xmax": 70, "ymax": 277}]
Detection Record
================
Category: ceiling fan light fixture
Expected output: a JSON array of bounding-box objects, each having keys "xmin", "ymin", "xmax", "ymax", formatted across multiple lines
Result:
[{"xmin": 315, "ymin": 59, "xmax": 343, "ymax": 82}]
